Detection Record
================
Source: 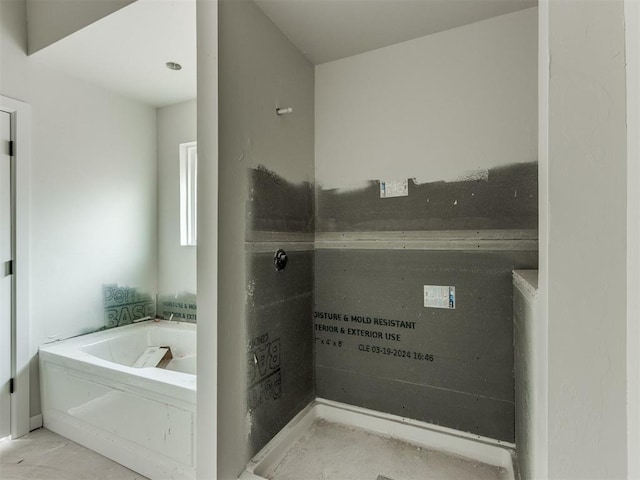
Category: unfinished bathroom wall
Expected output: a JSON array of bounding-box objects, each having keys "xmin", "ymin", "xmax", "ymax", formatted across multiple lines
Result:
[
  {"xmin": 217, "ymin": 0, "xmax": 314, "ymax": 475},
  {"xmin": 157, "ymin": 99, "xmax": 197, "ymax": 321},
  {"xmin": 314, "ymin": 8, "xmax": 538, "ymax": 443}
]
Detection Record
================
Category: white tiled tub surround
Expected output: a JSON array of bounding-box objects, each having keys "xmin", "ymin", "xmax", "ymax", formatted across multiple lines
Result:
[{"xmin": 39, "ymin": 320, "xmax": 196, "ymax": 480}]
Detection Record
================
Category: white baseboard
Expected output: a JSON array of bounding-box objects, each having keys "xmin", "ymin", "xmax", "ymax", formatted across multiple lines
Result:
[{"xmin": 29, "ymin": 414, "xmax": 43, "ymax": 431}]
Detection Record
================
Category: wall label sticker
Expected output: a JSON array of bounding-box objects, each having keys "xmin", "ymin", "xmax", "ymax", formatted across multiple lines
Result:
[
  {"xmin": 423, "ymin": 285, "xmax": 456, "ymax": 309},
  {"xmin": 379, "ymin": 179, "xmax": 409, "ymax": 198}
]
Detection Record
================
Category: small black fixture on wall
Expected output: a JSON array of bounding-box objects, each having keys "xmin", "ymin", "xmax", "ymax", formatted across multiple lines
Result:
[{"xmin": 274, "ymin": 249, "xmax": 288, "ymax": 271}]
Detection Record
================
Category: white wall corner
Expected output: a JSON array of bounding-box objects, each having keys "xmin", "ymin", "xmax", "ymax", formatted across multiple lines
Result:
[
  {"xmin": 29, "ymin": 414, "xmax": 42, "ymax": 431},
  {"xmin": 625, "ymin": 0, "xmax": 640, "ymax": 478},
  {"xmin": 537, "ymin": 1, "xmax": 550, "ymax": 479},
  {"xmin": 195, "ymin": 0, "xmax": 218, "ymax": 478}
]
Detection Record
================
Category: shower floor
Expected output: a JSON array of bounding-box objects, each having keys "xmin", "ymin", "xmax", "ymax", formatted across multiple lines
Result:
[
  {"xmin": 240, "ymin": 399, "xmax": 515, "ymax": 480},
  {"xmin": 269, "ymin": 419, "xmax": 508, "ymax": 480}
]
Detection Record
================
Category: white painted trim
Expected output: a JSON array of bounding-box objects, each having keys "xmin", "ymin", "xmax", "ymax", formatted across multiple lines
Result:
[
  {"xmin": 240, "ymin": 398, "xmax": 516, "ymax": 480},
  {"xmin": 536, "ymin": 2, "xmax": 550, "ymax": 479},
  {"xmin": 0, "ymin": 96, "xmax": 31, "ymax": 440},
  {"xmin": 625, "ymin": 1, "xmax": 640, "ymax": 478},
  {"xmin": 29, "ymin": 414, "xmax": 42, "ymax": 431}
]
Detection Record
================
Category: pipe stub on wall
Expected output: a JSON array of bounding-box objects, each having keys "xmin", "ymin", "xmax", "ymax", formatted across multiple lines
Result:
[{"xmin": 274, "ymin": 249, "xmax": 288, "ymax": 271}]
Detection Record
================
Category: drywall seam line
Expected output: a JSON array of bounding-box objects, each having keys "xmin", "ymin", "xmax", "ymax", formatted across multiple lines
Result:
[
  {"xmin": 316, "ymin": 229, "xmax": 538, "ymax": 241},
  {"xmin": 314, "ymin": 239, "xmax": 538, "ymax": 251},
  {"xmin": 245, "ymin": 242, "xmax": 315, "ymax": 253},
  {"xmin": 250, "ymin": 292, "xmax": 312, "ymax": 309},
  {"xmin": 246, "ymin": 232, "xmax": 314, "ymax": 243}
]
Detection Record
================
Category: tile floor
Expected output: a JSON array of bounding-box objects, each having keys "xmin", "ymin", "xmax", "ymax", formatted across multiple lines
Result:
[{"xmin": 0, "ymin": 428, "xmax": 148, "ymax": 480}]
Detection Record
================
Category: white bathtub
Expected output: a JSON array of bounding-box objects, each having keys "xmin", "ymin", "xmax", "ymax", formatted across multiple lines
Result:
[{"xmin": 39, "ymin": 320, "xmax": 196, "ymax": 480}]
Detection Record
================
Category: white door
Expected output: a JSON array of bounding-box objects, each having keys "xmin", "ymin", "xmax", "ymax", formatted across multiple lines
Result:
[{"xmin": 0, "ymin": 110, "xmax": 12, "ymax": 439}]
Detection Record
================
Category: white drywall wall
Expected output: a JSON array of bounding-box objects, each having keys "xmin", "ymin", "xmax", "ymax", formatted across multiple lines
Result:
[
  {"xmin": 625, "ymin": 0, "xmax": 640, "ymax": 477},
  {"xmin": 535, "ymin": 2, "xmax": 549, "ymax": 479},
  {"xmin": 28, "ymin": 65, "xmax": 157, "ymax": 343},
  {"xmin": 196, "ymin": 0, "xmax": 218, "ymax": 477},
  {"xmin": 157, "ymin": 99, "xmax": 197, "ymax": 296},
  {"xmin": 547, "ymin": 1, "xmax": 628, "ymax": 477},
  {"xmin": 25, "ymin": 0, "xmax": 135, "ymax": 54},
  {"xmin": 1, "ymin": 0, "xmax": 158, "ymax": 417},
  {"xmin": 315, "ymin": 7, "xmax": 538, "ymax": 190}
]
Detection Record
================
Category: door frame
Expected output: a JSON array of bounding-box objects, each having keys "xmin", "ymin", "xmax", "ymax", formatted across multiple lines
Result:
[{"xmin": 0, "ymin": 95, "xmax": 31, "ymax": 439}]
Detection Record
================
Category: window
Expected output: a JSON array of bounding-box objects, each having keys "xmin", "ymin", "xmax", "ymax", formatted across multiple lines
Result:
[{"xmin": 180, "ymin": 142, "xmax": 197, "ymax": 246}]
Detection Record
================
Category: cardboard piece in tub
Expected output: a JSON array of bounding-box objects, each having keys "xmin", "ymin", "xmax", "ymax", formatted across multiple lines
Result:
[{"xmin": 133, "ymin": 346, "xmax": 173, "ymax": 369}]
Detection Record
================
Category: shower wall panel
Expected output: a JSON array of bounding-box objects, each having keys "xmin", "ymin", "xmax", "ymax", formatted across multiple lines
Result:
[
  {"xmin": 314, "ymin": 248, "xmax": 538, "ymax": 442},
  {"xmin": 312, "ymin": 7, "xmax": 538, "ymax": 444},
  {"xmin": 313, "ymin": 162, "xmax": 538, "ymax": 442},
  {"xmin": 246, "ymin": 249, "xmax": 314, "ymax": 455}
]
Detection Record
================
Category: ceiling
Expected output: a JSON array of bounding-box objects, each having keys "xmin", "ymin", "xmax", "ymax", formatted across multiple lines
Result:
[
  {"xmin": 254, "ymin": 0, "xmax": 537, "ymax": 65},
  {"xmin": 31, "ymin": 0, "xmax": 196, "ymax": 108},
  {"xmin": 29, "ymin": 0, "xmax": 536, "ymax": 106}
]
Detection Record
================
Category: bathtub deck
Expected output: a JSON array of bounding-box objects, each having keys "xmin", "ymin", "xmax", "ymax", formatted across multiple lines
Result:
[
  {"xmin": 267, "ymin": 420, "xmax": 509, "ymax": 480},
  {"xmin": 0, "ymin": 428, "xmax": 148, "ymax": 480}
]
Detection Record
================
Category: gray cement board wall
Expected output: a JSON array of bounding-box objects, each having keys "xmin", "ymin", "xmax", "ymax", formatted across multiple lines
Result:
[
  {"xmin": 246, "ymin": 167, "xmax": 315, "ymax": 456},
  {"xmin": 314, "ymin": 249, "xmax": 538, "ymax": 442},
  {"xmin": 316, "ymin": 162, "xmax": 538, "ymax": 232},
  {"xmin": 248, "ymin": 166, "xmax": 315, "ymax": 234},
  {"xmin": 246, "ymin": 250, "xmax": 315, "ymax": 456}
]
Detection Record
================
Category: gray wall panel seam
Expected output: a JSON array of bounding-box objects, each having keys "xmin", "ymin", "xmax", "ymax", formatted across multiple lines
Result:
[{"xmin": 316, "ymin": 365, "xmax": 516, "ymax": 404}]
